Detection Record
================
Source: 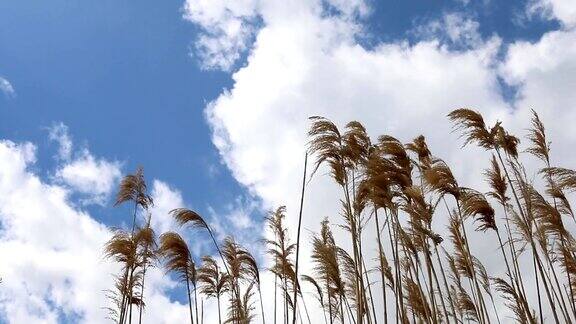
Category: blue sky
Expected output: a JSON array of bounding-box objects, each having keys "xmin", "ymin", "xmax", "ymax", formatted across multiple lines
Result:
[{"xmin": 1, "ymin": 0, "xmax": 575, "ymax": 322}]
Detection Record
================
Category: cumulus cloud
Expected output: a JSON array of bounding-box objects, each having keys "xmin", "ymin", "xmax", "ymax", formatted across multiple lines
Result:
[
  {"xmin": 55, "ymin": 150, "xmax": 122, "ymax": 205},
  {"xmin": 196, "ymin": 2, "xmax": 506, "ymax": 322},
  {"xmin": 528, "ymin": 0, "xmax": 576, "ymax": 27},
  {"xmin": 500, "ymin": 27, "xmax": 576, "ymax": 163},
  {"xmin": 0, "ymin": 138, "xmax": 222, "ymax": 323},
  {"xmin": 0, "ymin": 140, "xmax": 116, "ymax": 322},
  {"xmin": 46, "ymin": 123, "xmax": 122, "ymax": 205},
  {"xmin": 204, "ymin": 0, "xmax": 506, "ymax": 215},
  {"xmin": 182, "ymin": 0, "xmax": 370, "ymax": 71},
  {"xmin": 183, "ymin": 0, "xmax": 260, "ymax": 70},
  {"xmin": 186, "ymin": 0, "xmax": 576, "ymax": 321},
  {"xmin": 0, "ymin": 76, "xmax": 15, "ymax": 97},
  {"xmin": 148, "ymin": 180, "xmax": 185, "ymax": 234}
]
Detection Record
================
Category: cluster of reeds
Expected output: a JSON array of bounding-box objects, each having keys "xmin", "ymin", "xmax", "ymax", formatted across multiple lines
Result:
[
  {"xmin": 104, "ymin": 169, "xmax": 265, "ymax": 324},
  {"xmin": 104, "ymin": 108, "xmax": 576, "ymax": 323}
]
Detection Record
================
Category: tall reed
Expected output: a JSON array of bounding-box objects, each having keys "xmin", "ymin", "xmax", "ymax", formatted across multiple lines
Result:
[{"xmin": 104, "ymin": 109, "xmax": 576, "ymax": 324}]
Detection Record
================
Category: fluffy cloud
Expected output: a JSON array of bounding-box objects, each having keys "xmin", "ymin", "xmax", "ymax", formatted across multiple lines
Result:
[
  {"xmin": 182, "ymin": 0, "xmax": 370, "ymax": 71},
  {"xmin": 183, "ymin": 0, "xmax": 260, "ymax": 70},
  {"xmin": 0, "ymin": 140, "xmax": 115, "ymax": 323},
  {"xmin": 0, "ymin": 76, "xmax": 15, "ymax": 97},
  {"xmin": 55, "ymin": 152, "xmax": 122, "ymax": 205},
  {"xmin": 47, "ymin": 123, "xmax": 122, "ymax": 205},
  {"xmin": 529, "ymin": 0, "xmax": 576, "ymax": 27},
  {"xmin": 148, "ymin": 180, "xmax": 184, "ymax": 235},
  {"xmin": 186, "ymin": 0, "xmax": 576, "ymax": 321},
  {"xmin": 0, "ymin": 138, "xmax": 222, "ymax": 323},
  {"xmin": 500, "ymin": 27, "xmax": 576, "ymax": 170}
]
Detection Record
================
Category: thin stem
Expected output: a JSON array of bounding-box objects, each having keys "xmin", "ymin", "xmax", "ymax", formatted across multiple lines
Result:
[
  {"xmin": 194, "ymin": 283, "xmax": 199, "ymax": 324},
  {"xmin": 374, "ymin": 207, "xmax": 388, "ymax": 324},
  {"xmin": 186, "ymin": 271, "xmax": 195, "ymax": 324},
  {"xmin": 259, "ymin": 285, "xmax": 267, "ymax": 324},
  {"xmin": 217, "ymin": 295, "xmax": 222, "ymax": 324},
  {"xmin": 292, "ymin": 153, "xmax": 308, "ymax": 324}
]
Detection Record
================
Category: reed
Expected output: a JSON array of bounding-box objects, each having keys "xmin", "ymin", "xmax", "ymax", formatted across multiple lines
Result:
[{"xmin": 103, "ymin": 109, "xmax": 576, "ymax": 324}]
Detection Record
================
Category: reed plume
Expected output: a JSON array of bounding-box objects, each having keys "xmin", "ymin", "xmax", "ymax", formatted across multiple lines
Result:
[
  {"xmin": 492, "ymin": 277, "xmax": 536, "ymax": 324},
  {"xmin": 222, "ymin": 237, "xmax": 258, "ymax": 324},
  {"xmin": 265, "ymin": 206, "xmax": 296, "ymax": 324},
  {"xmin": 158, "ymin": 232, "xmax": 197, "ymax": 324},
  {"xmin": 198, "ymin": 256, "xmax": 229, "ymax": 324},
  {"xmin": 111, "ymin": 167, "xmax": 154, "ymax": 324},
  {"xmin": 308, "ymin": 117, "xmax": 370, "ymax": 323},
  {"xmin": 100, "ymin": 110, "xmax": 576, "ymax": 324}
]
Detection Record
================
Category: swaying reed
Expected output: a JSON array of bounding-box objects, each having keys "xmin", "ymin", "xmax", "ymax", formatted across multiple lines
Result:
[
  {"xmin": 198, "ymin": 256, "xmax": 229, "ymax": 324},
  {"xmin": 292, "ymin": 153, "xmax": 308, "ymax": 324},
  {"xmin": 158, "ymin": 231, "xmax": 197, "ymax": 324},
  {"xmin": 265, "ymin": 206, "xmax": 297, "ymax": 324},
  {"xmin": 105, "ymin": 167, "xmax": 154, "ymax": 324},
  {"xmin": 103, "ymin": 109, "xmax": 576, "ymax": 324}
]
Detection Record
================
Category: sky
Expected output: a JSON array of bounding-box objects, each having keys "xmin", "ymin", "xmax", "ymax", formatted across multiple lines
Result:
[{"xmin": 1, "ymin": 0, "xmax": 576, "ymax": 323}]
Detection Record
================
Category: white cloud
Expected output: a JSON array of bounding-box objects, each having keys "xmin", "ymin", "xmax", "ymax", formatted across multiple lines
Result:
[
  {"xmin": 0, "ymin": 76, "xmax": 15, "ymax": 97},
  {"xmin": 200, "ymin": 3, "xmax": 508, "ymax": 322},
  {"xmin": 55, "ymin": 150, "xmax": 122, "ymax": 205},
  {"xmin": 47, "ymin": 123, "xmax": 122, "ymax": 205},
  {"xmin": 48, "ymin": 122, "xmax": 73, "ymax": 161},
  {"xmin": 228, "ymin": 208, "xmax": 253, "ymax": 229},
  {"xmin": 186, "ymin": 0, "xmax": 576, "ymax": 321},
  {"xmin": 528, "ymin": 0, "xmax": 576, "ymax": 27},
  {"xmin": 0, "ymin": 140, "xmax": 115, "ymax": 323},
  {"xmin": 0, "ymin": 139, "xmax": 219, "ymax": 323},
  {"xmin": 206, "ymin": 8, "xmax": 506, "ymax": 213},
  {"xmin": 183, "ymin": 0, "xmax": 260, "ymax": 70},
  {"xmin": 500, "ymin": 27, "xmax": 576, "ymax": 163},
  {"xmin": 148, "ymin": 180, "xmax": 184, "ymax": 235},
  {"xmin": 223, "ymin": 196, "xmax": 259, "ymax": 230},
  {"xmin": 182, "ymin": 0, "xmax": 370, "ymax": 71}
]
